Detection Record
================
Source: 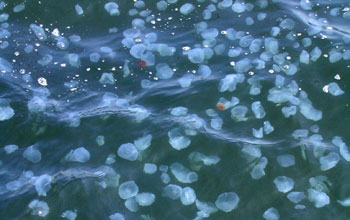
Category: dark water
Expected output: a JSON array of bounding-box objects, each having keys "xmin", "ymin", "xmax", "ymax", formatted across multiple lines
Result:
[{"xmin": 1, "ymin": 0, "xmax": 350, "ymax": 219}]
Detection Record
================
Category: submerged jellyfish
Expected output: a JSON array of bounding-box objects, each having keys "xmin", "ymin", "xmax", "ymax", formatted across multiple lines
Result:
[
  {"xmin": 138, "ymin": 60, "xmax": 147, "ymax": 67},
  {"xmin": 216, "ymin": 103, "xmax": 226, "ymax": 111},
  {"xmin": 1, "ymin": 0, "xmax": 350, "ymax": 219}
]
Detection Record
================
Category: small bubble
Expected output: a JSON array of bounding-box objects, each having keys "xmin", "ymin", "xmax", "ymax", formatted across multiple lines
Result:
[
  {"xmin": 323, "ymin": 85, "xmax": 329, "ymax": 93},
  {"xmin": 37, "ymin": 77, "xmax": 47, "ymax": 86}
]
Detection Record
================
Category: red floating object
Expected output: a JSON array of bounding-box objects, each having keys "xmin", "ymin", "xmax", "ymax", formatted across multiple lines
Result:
[
  {"xmin": 216, "ymin": 103, "xmax": 226, "ymax": 111},
  {"xmin": 138, "ymin": 60, "xmax": 147, "ymax": 67}
]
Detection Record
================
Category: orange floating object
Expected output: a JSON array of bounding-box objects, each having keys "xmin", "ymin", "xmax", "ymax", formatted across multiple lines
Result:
[
  {"xmin": 138, "ymin": 60, "xmax": 147, "ymax": 67},
  {"xmin": 216, "ymin": 103, "xmax": 226, "ymax": 111}
]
